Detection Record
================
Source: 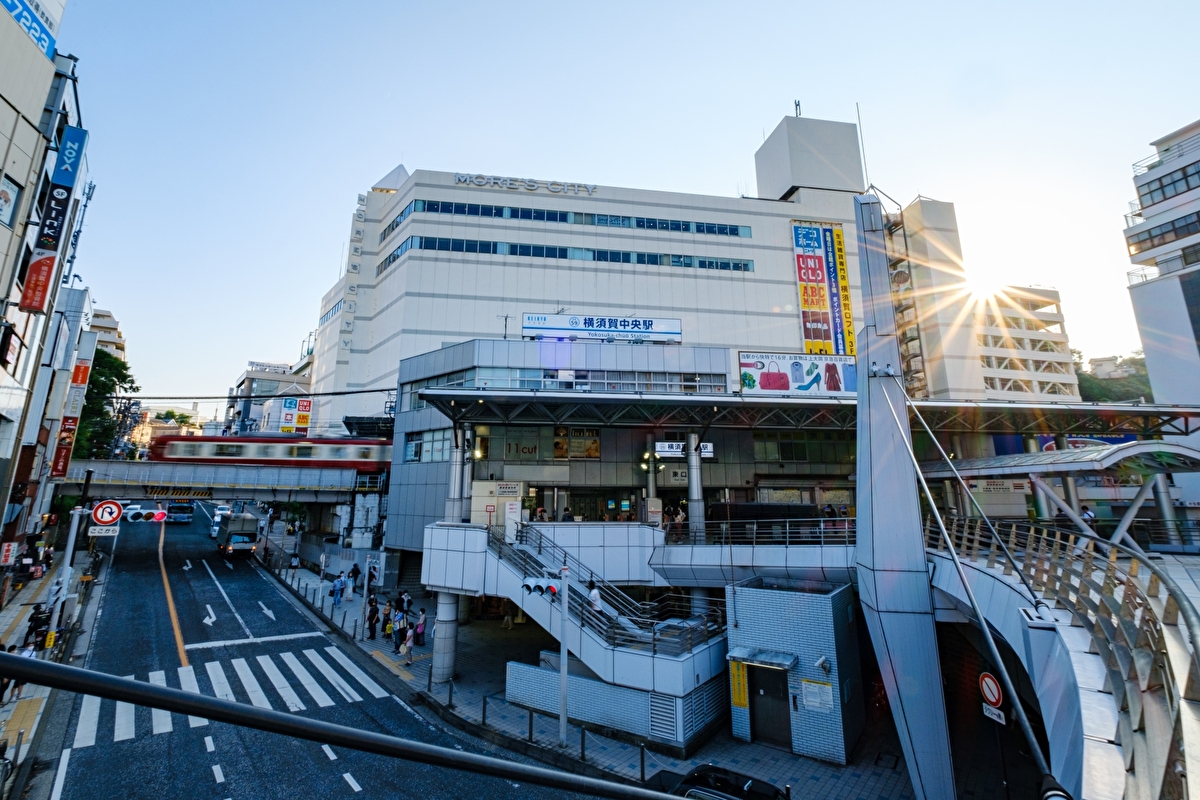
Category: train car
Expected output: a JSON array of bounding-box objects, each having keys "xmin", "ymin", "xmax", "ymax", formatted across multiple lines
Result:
[{"xmin": 148, "ymin": 436, "xmax": 392, "ymax": 471}]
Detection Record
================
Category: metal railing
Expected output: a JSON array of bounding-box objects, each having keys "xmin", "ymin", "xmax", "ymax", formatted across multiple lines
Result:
[
  {"xmin": 975, "ymin": 515, "xmax": 1200, "ymax": 550},
  {"xmin": 660, "ymin": 518, "xmax": 855, "ymax": 547},
  {"xmin": 929, "ymin": 516, "xmax": 1200, "ymax": 800},
  {"xmin": 1133, "ymin": 132, "xmax": 1200, "ymax": 176},
  {"xmin": 490, "ymin": 525, "xmax": 726, "ymax": 657}
]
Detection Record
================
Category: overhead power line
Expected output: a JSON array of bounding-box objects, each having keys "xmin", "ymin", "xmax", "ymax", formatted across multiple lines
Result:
[{"xmin": 101, "ymin": 388, "xmax": 395, "ymax": 402}]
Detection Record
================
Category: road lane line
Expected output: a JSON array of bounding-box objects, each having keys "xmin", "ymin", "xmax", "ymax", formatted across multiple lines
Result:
[
  {"xmin": 213, "ymin": 764, "xmax": 225, "ymax": 784},
  {"xmin": 205, "ymin": 736, "xmax": 215, "ymax": 752},
  {"xmin": 200, "ymin": 560, "xmax": 252, "ymax": 638},
  {"xmin": 49, "ymin": 749, "xmax": 70, "ymax": 800},
  {"xmin": 177, "ymin": 666, "xmax": 209, "ymax": 727},
  {"xmin": 323, "ymin": 647, "xmax": 387, "ymax": 698},
  {"xmin": 183, "ymin": 631, "xmax": 324, "ymax": 651},
  {"xmin": 343, "ymin": 773, "xmax": 361, "ymax": 792},
  {"xmin": 256, "ymin": 655, "xmax": 305, "ymax": 712},
  {"xmin": 147, "ymin": 671, "xmax": 173, "ymax": 734},
  {"xmin": 280, "ymin": 652, "xmax": 334, "ymax": 707},
  {"xmin": 72, "ymin": 695, "xmax": 100, "ymax": 748},
  {"xmin": 303, "ymin": 649, "xmax": 361, "ymax": 702},
  {"xmin": 114, "ymin": 677, "xmax": 135, "ymax": 741},
  {"xmin": 158, "ymin": 522, "xmax": 189, "ymax": 667},
  {"xmin": 322, "ymin": 744, "xmax": 337, "ymax": 760},
  {"xmin": 231, "ymin": 658, "xmax": 272, "ymax": 709},
  {"xmin": 205, "ymin": 661, "xmax": 236, "ymax": 702}
]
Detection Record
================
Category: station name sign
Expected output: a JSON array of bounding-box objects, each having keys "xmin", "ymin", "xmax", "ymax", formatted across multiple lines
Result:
[
  {"xmin": 522, "ymin": 313, "xmax": 682, "ymax": 343},
  {"xmin": 457, "ymin": 173, "xmax": 597, "ymax": 195}
]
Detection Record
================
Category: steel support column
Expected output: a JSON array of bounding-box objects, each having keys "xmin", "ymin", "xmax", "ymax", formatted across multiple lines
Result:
[
  {"xmin": 686, "ymin": 432, "xmax": 705, "ymax": 538},
  {"xmin": 1153, "ymin": 472, "xmax": 1180, "ymax": 544},
  {"xmin": 431, "ymin": 591, "xmax": 459, "ymax": 683},
  {"xmin": 1053, "ymin": 436, "xmax": 1081, "ymax": 514},
  {"xmin": 1026, "ymin": 436, "xmax": 1051, "ymax": 519}
]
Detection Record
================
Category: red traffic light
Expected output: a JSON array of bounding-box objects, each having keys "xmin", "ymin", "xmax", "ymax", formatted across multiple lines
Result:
[{"xmin": 152, "ymin": 510, "xmax": 167, "ymax": 522}]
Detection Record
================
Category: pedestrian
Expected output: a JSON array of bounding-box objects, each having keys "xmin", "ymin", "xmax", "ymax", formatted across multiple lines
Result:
[
  {"xmin": 588, "ymin": 580, "xmax": 602, "ymax": 612},
  {"xmin": 501, "ymin": 599, "xmax": 514, "ymax": 630},
  {"xmin": 823, "ymin": 503, "xmax": 836, "ymax": 518},
  {"xmin": 561, "ymin": 506, "xmax": 573, "ymax": 522},
  {"xmin": 1081, "ymin": 505, "xmax": 1096, "ymax": 525},
  {"xmin": 10, "ymin": 643, "xmax": 33, "ymax": 702},
  {"xmin": 348, "ymin": 563, "xmax": 362, "ymax": 595},
  {"xmin": 404, "ymin": 623, "xmax": 415, "ymax": 667},
  {"xmin": 367, "ymin": 597, "xmax": 380, "ymax": 640},
  {"xmin": 391, "ymin": 614, "xmax": 404, "ymax": 654},
  {"xmin": 289, "ymin": 552, "xmax": 300, "ymax": 581},
  {"xmin": 415, "ymin": 608, "xmax": 427, "ymax": 646},
  {"xmin": 332, "ymin": 572, "xmax": 345, "ymax": 608},
  {"xmin": 400, "ymin": 590, "xmax": 412, "ymax": 623}
]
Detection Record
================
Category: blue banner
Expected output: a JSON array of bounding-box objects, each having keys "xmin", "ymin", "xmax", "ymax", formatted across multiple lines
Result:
[
  {"xmin": 2, "ymin": 0, "xmax": 56, "ymax": 60},
  {"xmin": 51, "ymin": 127, "xmax": 88, "ymax": 189},
  {"xmin": 823, "ymin": 227, "xmax": 846, "ymax": 354}
]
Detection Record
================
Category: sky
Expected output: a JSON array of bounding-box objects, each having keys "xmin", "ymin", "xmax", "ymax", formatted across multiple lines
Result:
[{"xmin": 54, "ymin": 0, "xmax": 1200, "ymax": 419}]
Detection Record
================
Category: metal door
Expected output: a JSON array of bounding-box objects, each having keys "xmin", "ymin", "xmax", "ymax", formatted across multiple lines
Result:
[{"xmin": 749, "ymin": 666, "xmax": 792, "ymax": 749}]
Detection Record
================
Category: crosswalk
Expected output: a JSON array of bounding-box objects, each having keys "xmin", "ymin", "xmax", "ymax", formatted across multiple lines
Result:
[{"xmin": 71, "ymin": 647, "xmax": 388, "ymax": 749}]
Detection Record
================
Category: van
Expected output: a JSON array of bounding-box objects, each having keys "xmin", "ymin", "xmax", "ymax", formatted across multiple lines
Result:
[{"xmin": 216, "ymin": 513, "xmax": 258, "ymax": 557}]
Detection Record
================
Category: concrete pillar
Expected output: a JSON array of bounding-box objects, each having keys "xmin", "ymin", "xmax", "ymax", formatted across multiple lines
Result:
[
  {"xmin": 444, "ymin": 424, "xmax": 465, "ymax": 523},
  {"xmin": 1153, "ymin": 473, "xmax": 1181, "ymax": 544},
  {"xmin": 686, "ymin": 432, "xmax": 705, "ymax": 537},
  {"xmin": 1054, "ymin": 435, "xmax": 1081, "ymax": 514},
  {"xmin": 690, "ymin": 587, "xmax": 709, "ymax": 616},
  {"xmin": 645, "ymin": 433, "xmax": 657, "ymax": 500},
  {"xmin": 1025, "ymin": 437, "xmax": 1050, "ymax": 519},
  {"xmin": 460, "ymin": 424, "xmax": 474, "ymax": 523},
  {"xmin": 941, "ymin": 480, "xmax": 957, "ymax": 516},
  {"xmin": 432, "ymin": 591, "xmax": 459, "ymax": 683}
]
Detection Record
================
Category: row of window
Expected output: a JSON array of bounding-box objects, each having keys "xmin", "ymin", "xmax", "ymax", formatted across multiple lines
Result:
[
  {"xmin": 1127, "ymin": 210, "xmax": 1200, "ymax": 255},
  {"xmin": 983, "ymin": 377, "xmax": 1076, "ymax": 395},
  {"xmin": 376, "ymin": 235, "xmax": 754, "ymax": 277},
  {"xmin": 379, "ymin": 198, "xmax": 751, "ymax": 244},
  {"xmin": 403, "ymin": 428, "xmax": 453, "ymax": 463},
  {"xmin": 1138, "ymin": 159, "xmax": 1200, "ymax": 209},
  {"xmin": 401, "ymin": 367, "xmax": 729, "ymax": 411},
  {"xmin": 980, "ymin": 356, "xmax": 1073, "ymax": 375},
  {"xmin": 976, "ymin": 335, "xmax": 1066, "ymax": 354},
  {"xmin": 751, "ymin": 430, "xmax": 855, "ymax": 464},
  {"xmin": 318, "ymin": 299, "xmax": 343, "ymax": 327}
]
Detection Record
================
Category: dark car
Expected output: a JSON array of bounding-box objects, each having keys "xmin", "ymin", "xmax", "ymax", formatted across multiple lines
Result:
[{"xmin": 668, "ymin": 765, "xmax": 789, "ymax": 800}]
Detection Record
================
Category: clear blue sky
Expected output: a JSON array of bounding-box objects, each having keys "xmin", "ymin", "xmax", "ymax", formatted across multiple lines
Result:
[{"xmin": 55, "ymin": 0, "xmax": 1200, "ymax": 417}]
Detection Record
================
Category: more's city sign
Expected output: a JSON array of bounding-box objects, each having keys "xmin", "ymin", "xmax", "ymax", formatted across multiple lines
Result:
[
  {"xmin": 521, "ymin": 313, "xmax": 682, "ymax": 343},
  {"xmin": 456, "ymin": 173, "xmax": 597, "ymax": 195},
  {"xmin": 737, "ymin": 351, "xmax": 856, "ymax": 398}
]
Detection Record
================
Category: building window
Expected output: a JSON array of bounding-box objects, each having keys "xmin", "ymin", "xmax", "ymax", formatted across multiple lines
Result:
[
  {"xmin": 318, "ymin": 299, "xmax": 343, "ymax": 327},
  {"xmin": 752, "ymin": 430, "xmax": 853, "ymax": 464},
  {"xmin": 1137, "ymin": 160, "xmax": 1200, "ymax": 209},
  {"xmin": 0, "ymin": 175, "xmax": 21, "ymax": 229},
  {"xmin": 377, "ymin": 234, "xmax": 753, "ymax": 277},
  {"xmin": 1127, "ymin": 211, "xmax": 1200, "ymax": 255},
  {"xmin": 403, "ymin": 428, "xmax": 452, "ymax": 463},
  {"xmin": 379, "ymin": 197, "xmax": 751, "ymax": 244}
]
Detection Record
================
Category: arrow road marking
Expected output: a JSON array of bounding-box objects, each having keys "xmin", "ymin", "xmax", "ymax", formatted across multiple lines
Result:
[
  {"xmin": 183, "ymin": 560, "xmax": 193, "ymax": 571},
  {"xmin": 258, "ymin": 602, "xmax": 275, "ymax": 621},
  {"xmin": 225, "ymin": 561, "xmax": 234, "ymax": 570},
  {"xmin": 200, "ymin": 560, "xmax": 253, "ymax": 638},
  {"xmin": 203, "ymin": 605, "xmax": 216, "ymax": 626}
]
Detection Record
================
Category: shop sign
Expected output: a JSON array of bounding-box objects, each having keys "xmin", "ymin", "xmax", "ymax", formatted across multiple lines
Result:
[
  {"xmin": 496, "ymin": 482, "xmax": 521, "ymax": 496},
  {"xmin": 20, "ymin": 126, "xmax": 88, "ymax": 313},
  {"xmin": 456, "ymin": 173, "xmax": 596, "ymax": 195},
  {"xmin": 654, "ymin": 442, "xmax": 714, "ymax": 459},
  {"xmin": 738, "ymin": 351, "xmax": 856, "ymax": 397},
  {"xmin": 730, "ymin": 662, "xmax": 748, "ymax": 708},
  {"xmin": 969, "ymin": 479, "xmax": 1030, "ymax": 494},
  {"xmin": 793, "ymin": 221, "xmax": 855, "ymax": 356}
]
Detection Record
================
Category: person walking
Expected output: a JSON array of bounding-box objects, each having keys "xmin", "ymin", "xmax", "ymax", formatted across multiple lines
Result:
[
  {"xmin": 403, "ymin": 623, "xmax": 416, "ymax": 667},
  {"xmin": 415, "ymin": 608, "xmax": 427, "ymax": 646},
  {"xmin": 501, "ymin": 599, "xmax": 514, "ymax": 630},
  {"xmin": 1081, "ymin": 505, "xmax": 1096, "ymax": 525},
  {"xmin": 366, "ymin": 596, "xmax": 380, "ymax": 640},
  {"xmin": 399, "ymin": 590, "xmax": 412, "ymax": 624},
  {"xmin": 10, "ymin": 642, "xmax": 34, "ymax": 702},
  {"xmin": 348, "ymin": 563, "xmax": 362, "ymax": 596},
  {"xmin": 289, "ymin": 552, "xmax": 300, "ymax": 581},
  {"xmin": 332, "ymin": 572, "xmax": 345, "ymax": 608},
  {"xmin": 561, "ymin": 506, "xmax": 573, "ymax": 522},
  {"xmin": 392, "ymin": 614, "xmax": 404, "ymax": 654}
]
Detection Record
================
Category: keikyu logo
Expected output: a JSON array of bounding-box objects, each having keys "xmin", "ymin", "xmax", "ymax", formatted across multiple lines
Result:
[{"xmin": 568, "ymin": 317, "xmax": 580, "ymax": 327}]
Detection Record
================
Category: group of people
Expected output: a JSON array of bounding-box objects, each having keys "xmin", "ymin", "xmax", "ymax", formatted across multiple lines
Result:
[
  {"xmin": 324, "ymin": 562, "xmax": 380, "ymax": 608},
  {"xmin": 361, "ymin": 590, "xmax": 426, "ymax": 667}
]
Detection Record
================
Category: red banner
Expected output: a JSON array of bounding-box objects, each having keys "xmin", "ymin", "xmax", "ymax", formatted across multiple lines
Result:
[{"xmin": 49, "ymin": 416, "xmax": 77, "ymax": 479}]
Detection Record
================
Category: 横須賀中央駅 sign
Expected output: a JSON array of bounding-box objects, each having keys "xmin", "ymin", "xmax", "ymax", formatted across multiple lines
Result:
[
  {"xmin": 457, "ymin": 173, "xmax": 596, "ymax": 195},
  {"xmin": 521, "ymin": 313, "xmax": 682, "ymax": 343}
]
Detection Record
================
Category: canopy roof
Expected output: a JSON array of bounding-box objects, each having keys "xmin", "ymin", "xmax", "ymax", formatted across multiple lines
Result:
[{"xmin": 918, "ymin": 440, "xmax": 1200, "ymax": 479}]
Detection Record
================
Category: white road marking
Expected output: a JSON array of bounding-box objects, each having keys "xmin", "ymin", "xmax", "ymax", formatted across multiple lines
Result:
[
  {"xmin": 183, "ymin": 631, "xmax": 324, "ymax": 651},
  {"xmin": 392, "ymin": 695, "xmax": 436, "ymax": 730},
  {"xmin": 200, "ymin": 560, "xmax": 252, "ymax": 637},
  {"xmin": 343, "ymin": 773, "xmax": 361, "ymax": 792},
  {"xmin": 202, "ymin": 604, "xmax": 216, "ymax": 627},
  {"xmin": 323, "ymin": 647, "xmax": 387, "ymax": 698},
  {"xmin": 303, "ymin": 649, "xmax": 361, "ymax": 702},
  {"xmin": 205, "ymin": 661, "xmax": 236, "ymax": 702},
  {"xmin": 322, "ymin": 744, "xmax": 337, "ymax": 760},
  {"xmin": 280, "ymin": 652, "xmax": 334, "ymax": 707},
  {"xmin": 49, "ymin": 749, "xmax": 70, "ymax": 800},
  {"xmin": 73, "ymin": 695, "xmax": 100, "ymax": 748},
  {"xmin": 225, "ymin": 561, "xmax": 233, "ymax": 570},
  {"xmin": 213, "ymin": 764, "xmax": 225, "ymax": 784},
  {"xmin": 258, "ymin": 601, "xmax": 275, "ymax": 620},
  {"xmin": 183, "ymin": 560, "xmax": 193, "ymax": 571},
  {"xmin": 148, "ymin": 671, "xmax": 173, "ymax": 734},
  {"xmin": 114, "ymin": 676, "xmax": 135, "ymax": 742},
  {"xmin": 231, "ymin": 658, "xmax": 272, "ymax": 709},
  {"xmin": 205, "ymin": 736, "xmax": 215, "ymax": 752},
  {"xmin": 256, "ymin": 655, "xmax": 305, "ymax": 712},
  {"xmin": 177, "ymin": 666, "xmax": 208, "ymax": 727}
]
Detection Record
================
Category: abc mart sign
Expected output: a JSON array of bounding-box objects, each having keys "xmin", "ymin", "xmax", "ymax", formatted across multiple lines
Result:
[{"xmin": 456, "ymin": 173, "xmax": 597, "ymax": 195}]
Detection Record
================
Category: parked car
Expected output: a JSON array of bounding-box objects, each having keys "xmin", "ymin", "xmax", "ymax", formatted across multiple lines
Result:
[{"xmin": 668, "ymin": 766, "xmax": 788, "ymax": 800}]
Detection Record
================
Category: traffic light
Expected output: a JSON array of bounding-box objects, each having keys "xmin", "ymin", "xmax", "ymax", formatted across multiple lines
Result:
[
  {"xmin": 126, "ymin": 509, "xmax": 167, "ymax": 522},
  {"xmin": 522, "ymin": 578, "xmax": 560, "ymax": 601}
]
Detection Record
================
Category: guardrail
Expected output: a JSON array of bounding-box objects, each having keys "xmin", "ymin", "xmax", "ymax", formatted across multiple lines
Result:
[
  {"xmin": 929, "ymin": 516, "xmax": 1200, "ymax": 800},
  {"xmin": 661, "ymin": 518, "xmax": 855, "ymax": 547}
]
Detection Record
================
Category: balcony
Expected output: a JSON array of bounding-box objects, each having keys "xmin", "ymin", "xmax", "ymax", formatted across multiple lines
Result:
[
  {"xmin": 1129, "ymin": 253, "xmax": 1194, "ymax": 285},
  {"xmin": 1133, "ymin": 131, "xmax": 1200, "ymax": 176}
]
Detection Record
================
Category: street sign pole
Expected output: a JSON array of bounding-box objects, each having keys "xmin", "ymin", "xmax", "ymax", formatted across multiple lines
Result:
[
  {"xmin": 50, "ymin": 507, "xmax": 85, "ymax": 641},
  {"xmin": 559, "ymin": 562, "xmax": 569, "ymax": 747}
]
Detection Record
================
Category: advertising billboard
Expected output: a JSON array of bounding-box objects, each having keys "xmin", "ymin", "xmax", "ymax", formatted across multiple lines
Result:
[
  {"xmin": 20, "ymin": 126, "xmax": 87, "ymax": 314},
  {"xmin": 521, "ymin": 313, "xmax": 682, "ymax": 343},
  {"xmin": 737, "ymin": 351, "xmax": 856, "ymax": 397},
  {"xmin": 793, "ymin": 222, "xmax": 854, "ymax": 356}
]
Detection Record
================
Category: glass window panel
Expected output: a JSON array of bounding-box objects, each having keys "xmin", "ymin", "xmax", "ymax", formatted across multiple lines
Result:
[
  {"xmin": 670, "ymin": 220, "xmax": 682, "ymax": 232},
  {"xmin": 518, "ymin": 244, "xmax": 532, "ymax": 257},
  {"xmin": 717, "ymin": 224, "xmax": 729, "ymax": 235},
  {"xmin": 467, "ymin": 204, "xmax": 480, "ymax": 216},
  {"xmin": 453, "ymin": 203, "xmax": 467, "ymax": 214},
  {"xmin": 532, "ymin": 245, "xmax": 544, "ymax": 257},
  {"xmin": 533, "ymin": 209, "xmax": 546, "ymax": 221},
  {"xmin": 635, "ymin": 218, "xmax": 646, "ymax": 229},
  {"xmin": 451, "ymin": 239, "xmax": 465, "ymax": 252}
]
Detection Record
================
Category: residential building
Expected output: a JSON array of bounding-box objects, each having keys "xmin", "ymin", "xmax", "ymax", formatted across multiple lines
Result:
[
  {"xmin": 1088, "ymin": 356, "xmax": 1137, "ymax": 380},
  {"xmin": 223, "ymin": 360, "xmax": 312, "ymax": 435},
  {"xmin": 1125, "ymin": 117, "xmax": 1200, "ymax": 505},
  {"xmin": 90, "ymin": 307, "xmax": 125, "ymax": 361}
]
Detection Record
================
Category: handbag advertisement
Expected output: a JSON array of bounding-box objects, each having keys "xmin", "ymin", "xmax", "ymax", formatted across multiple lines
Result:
[{"xmin": 737, "ymin": 351, "xmax": 857, "ymax": 397}]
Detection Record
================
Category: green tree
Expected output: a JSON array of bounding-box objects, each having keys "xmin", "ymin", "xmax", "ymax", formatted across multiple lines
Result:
[
  {"xmin": 1072, "ymin": 349, "xmax": 1154, "ymax": 403},
  {"xmin": 154, "ymin": 409, "xmax": 192, "ymax": 426},
  {"xmin": 74, "ymin": 349, "xmax": 139, "ymax": 459}
]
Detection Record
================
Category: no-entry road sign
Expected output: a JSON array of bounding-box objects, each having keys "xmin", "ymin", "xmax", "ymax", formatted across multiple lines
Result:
[
  {"xmin": 91, "ymin": 500, "xmax": 123, "ymax": 526},
  {"xmin": 980, "ymin": 672, "xmax": 1003, "ymax": 708}
]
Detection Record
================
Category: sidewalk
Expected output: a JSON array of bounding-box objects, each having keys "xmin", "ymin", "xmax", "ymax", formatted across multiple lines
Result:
[{"xmin": 263, "ymin": 559, "xmax": 917, "ymax": 799}]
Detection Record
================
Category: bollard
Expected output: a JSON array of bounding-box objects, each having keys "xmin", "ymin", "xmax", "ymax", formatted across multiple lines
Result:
[
  {"xmin": 342, "ymin": 611, "xmax": 348, "ymax": 629},
  {"xmin": 13, "ymin": 729, "xmax": 24, "ymax": 764},
  {"xmin": 427, "ymin": 664, "xmax": 433, "ymax": 692},
  {"xmin": 785, "ymin": 785, "xmax": 791, "ymax": 799},
  {"xmin": 353, "ymin": 619, "xmax": 358, "ymax": 639},
  {"xmin": 447, "ymin": 681, "xmax": 454, "ymax": 709},
  {"xmin": 528, "ymin": 709, "xmax": 534, "ymax": 742},
  {"xmin": 482, "ymin": 695, "xmax": 487, "ymax": 727},
  {"xmin": 640, "ymin": 743, "xmax": 646, "ymax": 782},
  {"xmin": 580, "ymin": 726, "xmax": 586, "ymax": 762}
]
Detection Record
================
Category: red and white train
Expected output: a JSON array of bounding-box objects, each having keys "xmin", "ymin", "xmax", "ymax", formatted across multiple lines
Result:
[{"xmin": 149, "ymin": 436, "xmax": 393, "ymax": 472}]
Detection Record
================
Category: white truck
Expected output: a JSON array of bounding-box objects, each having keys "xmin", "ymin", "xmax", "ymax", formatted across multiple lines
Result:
[{"xmin": 216, "ymin": 513, "xmax": 258, "ymax": 557}]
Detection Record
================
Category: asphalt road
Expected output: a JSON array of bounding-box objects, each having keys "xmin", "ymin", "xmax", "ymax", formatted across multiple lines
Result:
[{"xmin": 50, "ymin": 506, "xmax": 583, "ymax": 800}]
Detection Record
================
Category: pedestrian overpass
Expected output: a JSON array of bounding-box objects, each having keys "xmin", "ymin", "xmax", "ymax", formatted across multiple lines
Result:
[{"xmin": 59, "ymin": 460, "xmax": 369, "ymax": 502}]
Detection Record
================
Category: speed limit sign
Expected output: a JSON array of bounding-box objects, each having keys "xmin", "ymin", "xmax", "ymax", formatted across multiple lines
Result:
[{"xmin": 92, "ymin": 500, "xmax": 123, "ymax": 526}]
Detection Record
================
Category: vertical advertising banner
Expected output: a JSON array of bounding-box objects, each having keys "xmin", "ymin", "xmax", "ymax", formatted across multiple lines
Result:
[
  {"xmin": 793, "ymin": 222, "xmax": 855, "ymax": 356},
  {"xmin": 50, "ymin": 330, "xmax": 97, "ymax": 479},
  {"xmin": 20, "ymin": 126, "xmax": 88, "ymax": 314}
]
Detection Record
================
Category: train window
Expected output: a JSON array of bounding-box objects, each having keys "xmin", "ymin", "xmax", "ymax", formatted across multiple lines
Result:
[
  {"xmin": 330, "ymin": 447, "xmax": 346, "ymax": 458},
  {"xmin": 214, "ymin": 444, "xmax": 244, "ymax": 457},
  {"xmin": 258, "ymin": 446, "xmax": 275, "ymax": 457},
  {"xmin": 181, "ymin": 443, "xmax": 200, "ymax": 457},
  {"xmin": 357, "ymin": 447, "xmax": 372, "ymax": 459},
  {"xmin": 288, "ymin": 446, "xmax": 314, "ymax": 458}
]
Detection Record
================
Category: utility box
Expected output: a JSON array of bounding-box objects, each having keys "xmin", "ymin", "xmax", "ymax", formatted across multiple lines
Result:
[{"xmin": 725, "ymin": 577, "xmax": 864, "ymax": 764}]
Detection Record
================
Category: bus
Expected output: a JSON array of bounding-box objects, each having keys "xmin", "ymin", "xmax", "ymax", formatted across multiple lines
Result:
[{"xmin": 166, "ymin": 501, "xmax": 195, "ymax": 524}]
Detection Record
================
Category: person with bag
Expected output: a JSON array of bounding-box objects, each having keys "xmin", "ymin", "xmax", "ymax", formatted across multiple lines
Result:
[
  {"xmin": 366, "ymin": 596, "xmax": 380, "ymax": 640},
  {"xmin": 392, "ymin": 614, "xmax": 404, "ymax": 654},
  {"xmin": 415, "ymin": 608, "xmax": 427, "ymax": 646},
  {"xmin": 403, "ymin": 623, "xmax": 415, "ymax": 667}
]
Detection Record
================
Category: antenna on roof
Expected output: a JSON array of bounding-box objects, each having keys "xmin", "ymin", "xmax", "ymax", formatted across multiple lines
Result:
[
  {"xmin": 794, "ymin": 100, "xmax": 801, "ymax": 117},
  {"xmin": 856, "ymin": 102, "xmax": 871, "ymax": 189}
]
